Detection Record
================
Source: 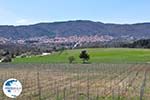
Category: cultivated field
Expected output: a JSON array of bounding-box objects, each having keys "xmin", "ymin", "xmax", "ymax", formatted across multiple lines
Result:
[
  {"xmin": 0, "ymin": 64, "xmax": 150, "ymax": 100},
  {"xmin": 13, "ymin": 48, "xmax": 150, "ymax": 64}
]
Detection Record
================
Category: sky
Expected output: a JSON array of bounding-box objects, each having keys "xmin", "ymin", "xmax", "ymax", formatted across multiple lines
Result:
[{"xmin": 0, "ymin": 0, "xmax": 150, "ymax": 25}]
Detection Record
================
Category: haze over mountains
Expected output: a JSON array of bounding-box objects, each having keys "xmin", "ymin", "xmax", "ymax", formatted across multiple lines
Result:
[{"xmin": 0, "ymin": 20, "xmax": 150, "ymax": 40}]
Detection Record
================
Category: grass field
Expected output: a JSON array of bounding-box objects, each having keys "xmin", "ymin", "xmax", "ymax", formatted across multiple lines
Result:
[{"xmin": 13, "ymin": 48, "xmax": 150, "ymax": 64}]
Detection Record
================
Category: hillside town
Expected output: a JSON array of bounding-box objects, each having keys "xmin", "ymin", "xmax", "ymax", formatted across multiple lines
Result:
[
  {"xmin": 23, "ymin": 35, "xmax": 113, "ymax": 44},
  {"xmin": 0, "ymin": 35, "xmax": 114, "ymax": 44}
]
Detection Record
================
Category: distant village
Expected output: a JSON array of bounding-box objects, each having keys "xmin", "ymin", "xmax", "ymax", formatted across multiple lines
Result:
[
  {"xmin": 0, "ymin": 35, "xmax": 113, "ymax": 44},
  {"xmin": 17, "ymin": 35, "xmax": 113, "ymax": 44}
]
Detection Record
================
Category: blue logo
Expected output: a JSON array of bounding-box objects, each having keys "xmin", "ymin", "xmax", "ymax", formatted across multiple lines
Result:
[{"xmin": 3, "ymin": 78, "xmax": 22, "ymax": 98}]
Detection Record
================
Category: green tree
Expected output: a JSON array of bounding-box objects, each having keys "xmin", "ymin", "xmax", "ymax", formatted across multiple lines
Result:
[
  {"xmin": 68, "ymin": 56, "xmax": 75, "ymax": 64},
  {"xmin": 79, "ymin": 50, "xmax": 90, "ymax": 63}
]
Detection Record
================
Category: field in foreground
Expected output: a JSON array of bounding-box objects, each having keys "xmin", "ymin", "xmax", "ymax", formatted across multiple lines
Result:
[
  {"xmin": 13, "ymin": 48, "xmax": 150, "ymax": 64},
  {"xmin": 0, "ymin": 64, "xmax": 150, "ymax": 100}
]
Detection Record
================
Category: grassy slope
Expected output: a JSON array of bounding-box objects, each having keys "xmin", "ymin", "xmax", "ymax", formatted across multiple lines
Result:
[{"xmin": 13, "ymin": 48, "xmax": 150, "ymax": 64}]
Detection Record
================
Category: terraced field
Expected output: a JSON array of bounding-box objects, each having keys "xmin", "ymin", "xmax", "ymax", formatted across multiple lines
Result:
[{"xmin": 0, "ymin": 64, "xmax": 150, "ymax": 100}]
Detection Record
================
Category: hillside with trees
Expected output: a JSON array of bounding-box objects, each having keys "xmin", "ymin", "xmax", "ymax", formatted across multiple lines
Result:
[{"xmin": 0, "ymin": 20, "xmax": 150, "ymax": 39}]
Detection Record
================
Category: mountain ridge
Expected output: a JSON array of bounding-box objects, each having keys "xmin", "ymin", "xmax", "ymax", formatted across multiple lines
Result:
[{"xmin": 0, "ymin": 20, "xmax": 150, "ymax": 39}]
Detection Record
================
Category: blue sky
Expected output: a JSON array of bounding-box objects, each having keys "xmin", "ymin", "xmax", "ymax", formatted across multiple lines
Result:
[{"xmin": 0, "ymin": 0, "xmax": 150, "ymax": 25}]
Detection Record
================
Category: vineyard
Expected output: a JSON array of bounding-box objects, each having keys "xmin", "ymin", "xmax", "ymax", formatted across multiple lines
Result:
[{"xmin": 0, "ymin": 64, "xmax": 150, "ymax": 100}]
